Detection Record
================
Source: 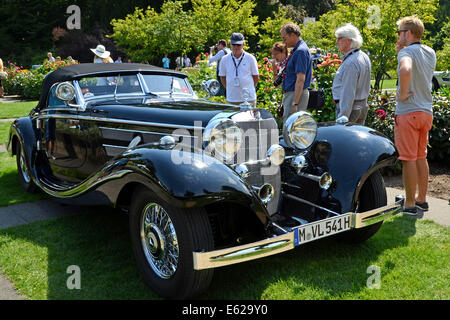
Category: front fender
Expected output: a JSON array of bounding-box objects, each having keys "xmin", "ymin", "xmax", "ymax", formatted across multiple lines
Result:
[
  {"xmin": 282, "ymin": 122, "xmax": 398, "ymax": 214},
  {"xmin": 116, "ymin": 146, "xmax": 270, "ymax": 224},
  {"xmin": 7, "ymin": 117, "xmax": 39, "ymax": 170}
]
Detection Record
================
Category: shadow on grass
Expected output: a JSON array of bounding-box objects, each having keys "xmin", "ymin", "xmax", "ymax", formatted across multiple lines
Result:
[
  {"xmin": 0, "ymin": 207, "xmax": 158, "ymax": 299},
  {"xmin": 0, "ymin": 169, "xmax": 46, "ymax": 207},
  {"xmin": 0, "ymin": 206, "xmax": 420, "ymax": 300},
  {"xmin": 207, "ymin": 215, "xmax": 418, "ymax": 299}
]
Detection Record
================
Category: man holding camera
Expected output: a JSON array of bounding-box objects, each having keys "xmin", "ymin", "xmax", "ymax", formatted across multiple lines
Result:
[{"xmin": 209, "ymin": 39, "xmax": 231, "ymax": 96}]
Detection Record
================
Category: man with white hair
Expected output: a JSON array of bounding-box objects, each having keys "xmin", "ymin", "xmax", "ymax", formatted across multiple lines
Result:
[{"xmin": 332, "ymin": 23, "xmax": 371, "ymax": 124}]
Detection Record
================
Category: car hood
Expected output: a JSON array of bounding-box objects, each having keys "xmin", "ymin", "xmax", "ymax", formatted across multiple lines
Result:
[{"xmin": 89, "ymin": 98, "xmax": 241, "ymax": 128}]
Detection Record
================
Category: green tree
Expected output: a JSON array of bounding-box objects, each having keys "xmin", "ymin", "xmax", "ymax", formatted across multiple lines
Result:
[
  {"xmin": 111, "ymin": 0, "xmax": 260, "ymax": 63},
  {"xmin": 191, "ymin": 0, "xmax": 259, "ymax": 47},
  {"xmin": 258, "ymin": 6, "xmax": 293, "ymax": 55},
  {"xmin": 111, "ymin": 1, "xmax": 203, "ymax": 63},
  {"xmin": 301, "ymin": 0, "xmax": 439, "ymax": 89}
]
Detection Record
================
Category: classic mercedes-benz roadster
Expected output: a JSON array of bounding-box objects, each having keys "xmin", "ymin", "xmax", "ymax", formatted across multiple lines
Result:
[{"xmin": 8, "ymin": 63, "xmax": 403, "ymax": 298}]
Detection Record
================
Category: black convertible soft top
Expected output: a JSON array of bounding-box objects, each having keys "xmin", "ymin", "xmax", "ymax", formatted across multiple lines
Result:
[{"xmin": 37, "ymin": 63, "xmax": 186, "ymax": 110}]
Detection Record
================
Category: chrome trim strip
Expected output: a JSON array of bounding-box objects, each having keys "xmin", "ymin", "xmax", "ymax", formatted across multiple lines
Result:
[
  {"xmin": 193, "ymin": 233, "xmax": 294, "ymax": 270},
  {"xmin": 36, "ymin": 168, "xmax": 133, "ymax": 198},
  {"xmin": 85, "ymin": 116, "xmax": 204, "ymax": 130},
  {"xmin": 69, "ymin": 70, "xmax": 186, "ymax": 79},
  {"xmin": 103, "ymin": 144, "xmax": 128, "ymax": 149},
  {"xmin": 37, "ymin": 113, "xmax": 204, "ymax": 131},
  {"xmin": 230, "ymin": 158, "xmax": 270, "ymax": 169},
  {"xmin": 98, "ymin": 126, "xmax": 199, "ymax": 139},
  {"xmin": 73, "ymin": 80, "xmax": 86, "ymax": 110},
  {"xmin": 39, "ymin": 108, "xmax": 79, "ymax": 113},
  {"xmin": 353, "ymin": 201, "xmax": 403, "ymax": 228},
  {"xmin": 84, "ymin": 92, "xmax": 146, "ymax": 102},
  {"xmin": 37, "ymin": 114, "xmax": 78, "ymax": 120},
  {"xmin": 136, "ymin": 73, "xmax": 150, "ymax": 94}
]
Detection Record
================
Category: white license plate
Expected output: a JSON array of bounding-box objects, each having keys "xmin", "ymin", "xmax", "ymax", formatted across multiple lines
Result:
[{"xmin": 294, "ymin": 213, "xmax": 352, "ymax": 246}]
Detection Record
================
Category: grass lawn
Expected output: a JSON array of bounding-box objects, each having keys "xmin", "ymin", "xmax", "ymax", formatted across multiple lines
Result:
[
  {"xmin": 0, "ymin": 101, "xmax": 46, "ymax": 206},
  {"xmin": 0, "ymin": 121, "xmax": 12, "ymax": 146},
  {"xmin": 0, "ymin": 209, "xmax": 448, "ymax": 300},
  {"xmin": 371, "ymin": 79, "xmax": 397, "ymax": 90},
  {"xmin": 0, "ymin": 101, "xmax": 37, "ymax": 119},
  {"xmin": 0, "ymin": 152, "xmax": 45, "ymax": 207}
]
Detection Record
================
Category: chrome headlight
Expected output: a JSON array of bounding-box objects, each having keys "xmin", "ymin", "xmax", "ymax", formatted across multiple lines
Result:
[
  {"xmin": 283, "ymin": 111, "xmax": 317, "ymax": 150},
  {"xmin": 55, "ymin": 82, "xmax": 76, "ymax": 101},
  {"xmin": 203, "ymin": 118, "xmax": 242, "ymax": 161}
]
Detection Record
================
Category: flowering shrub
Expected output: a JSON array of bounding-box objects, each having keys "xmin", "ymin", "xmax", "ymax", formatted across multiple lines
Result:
[
  {"xmin": 366, "ymin": 90, "xmax": 396, "ymax": 142},
  {"xmin": 366, "ymin": 87, "xmax": 450, "ymax": 165},
  {"xmin": 312, "ymin": 53, "xmax": 342, "ymax": 122},
  {"xmin": 195, "ymin": 52, "xmax": 209, "ymax": 62},
  {"xmin": 5, "ymin": 71, "xmax": 45, "ymax": 100},
  {"xmin": 3, "ymin": 59, "xmax": 77, "ymax": 100},
  {"xmin": 256, "ymin": 57, "xmax": 282, "ymax": 119},
  {"xmin": 34, "ymin": 58, "xmax": 77, "ymax": 75},
  {"xmin": 429, "ymin": 87, "xmax": 450, "ymax": 163}
]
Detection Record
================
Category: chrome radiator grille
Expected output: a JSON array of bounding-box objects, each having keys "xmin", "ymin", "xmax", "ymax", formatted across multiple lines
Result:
[{"xmin": 235, "ymin": 117, "xmax": 281, "ymax": 216}]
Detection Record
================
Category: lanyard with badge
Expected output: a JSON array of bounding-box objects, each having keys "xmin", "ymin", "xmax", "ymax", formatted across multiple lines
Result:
[{"xmin": 231, "ymin": 52, "xmax": 245, "ymax": 86}]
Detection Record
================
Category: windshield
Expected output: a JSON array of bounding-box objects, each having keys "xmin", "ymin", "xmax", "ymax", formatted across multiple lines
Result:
[
  {"xmin": 142, "ymin": 74, "xmax": 192, "ymax": 95},
  {"xmin": 78, "ymin": 74, "xmax": 143, "ymax": 99}
]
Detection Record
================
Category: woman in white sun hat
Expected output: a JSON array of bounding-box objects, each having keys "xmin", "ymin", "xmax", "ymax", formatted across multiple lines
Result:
[{"xmin": 91, "ymin": 44, "xmax": 113, "ymax": 63}]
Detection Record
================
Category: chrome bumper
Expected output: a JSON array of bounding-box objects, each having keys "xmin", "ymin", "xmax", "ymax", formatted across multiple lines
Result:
[{"xmin": 193, "ymin": 199, "xmax": 403, "ymax": 270}]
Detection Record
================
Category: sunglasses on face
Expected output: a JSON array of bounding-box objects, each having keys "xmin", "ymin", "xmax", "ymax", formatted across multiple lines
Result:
[{"xmin": 398, "ymin": 29, "xmax": 409, "ymax": 35}]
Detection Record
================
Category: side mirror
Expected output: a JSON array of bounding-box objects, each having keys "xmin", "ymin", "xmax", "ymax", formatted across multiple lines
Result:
[{"xmin": 201, "ymin": 79, "xmax": 220, "ymax": 98}]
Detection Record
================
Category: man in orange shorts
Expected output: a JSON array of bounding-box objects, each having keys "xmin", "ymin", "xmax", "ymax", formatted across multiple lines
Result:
[{"xmin": 395, "ymin": 16, "xmax": 436, "ymax": 216}]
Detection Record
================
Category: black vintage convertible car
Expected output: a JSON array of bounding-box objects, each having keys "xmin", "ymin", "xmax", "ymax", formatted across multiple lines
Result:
[{"xmin": 8, "ymin": 63, "xmax": 403, "ymax": 299}]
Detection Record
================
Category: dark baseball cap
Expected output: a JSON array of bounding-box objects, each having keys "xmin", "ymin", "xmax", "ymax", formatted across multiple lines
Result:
[{"xmin": 230, "ymin": 33, "xmax": 245, "ymax": 45}]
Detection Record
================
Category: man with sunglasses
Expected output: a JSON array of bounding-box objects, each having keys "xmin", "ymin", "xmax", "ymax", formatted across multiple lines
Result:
[
  {"xmin": 395, "ymin": 16, "xmax": 436, "ymax": 216},
  {"xmin": 219, "ymin": 33, "xmax": 259, "ymax": 107}
]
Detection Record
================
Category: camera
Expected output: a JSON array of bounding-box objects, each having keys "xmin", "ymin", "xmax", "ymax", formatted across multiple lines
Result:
[
  {"xmin": 273, "ymin": 67, "xmax": 285, "ymax": 87},
  {"xmin": 273, "ymin": 73, "xmax": 283, "ymax": 87}
]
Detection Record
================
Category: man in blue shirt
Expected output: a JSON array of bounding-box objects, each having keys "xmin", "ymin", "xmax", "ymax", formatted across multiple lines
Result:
[{"xmin": 280, "ymin": 23, "xmax": 312, "ymax": 122}]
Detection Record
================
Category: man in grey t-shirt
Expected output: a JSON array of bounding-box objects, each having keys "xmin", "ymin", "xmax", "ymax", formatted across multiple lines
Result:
[{"xmin": 395, "ymin": 16, "xmax": 436, "ymax": 216}]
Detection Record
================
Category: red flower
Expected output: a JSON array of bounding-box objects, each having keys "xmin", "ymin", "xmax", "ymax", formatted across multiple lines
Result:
[{"xmin": 376, "ymin": 109, "xmax": 387, "ymax": 121}]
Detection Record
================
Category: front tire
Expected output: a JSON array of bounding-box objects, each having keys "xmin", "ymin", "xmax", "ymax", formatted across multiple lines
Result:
[
  {"xmin": 129, "ymin": 187, "xmax": 214, "ymax": 299},
  {"xmin": 338, "ymin": 170, "xmax": 386, "ymax": 243}
]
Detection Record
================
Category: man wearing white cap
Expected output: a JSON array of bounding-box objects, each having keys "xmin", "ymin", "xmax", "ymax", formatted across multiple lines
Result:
[{"xmin": 218, "ymin": 33, "xmax": 259, "ymax": 107}]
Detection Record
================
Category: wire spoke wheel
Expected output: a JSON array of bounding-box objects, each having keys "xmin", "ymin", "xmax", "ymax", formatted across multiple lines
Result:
[
  {"xmin": 140, "ymin": 203, "xmax": 179, "ymax": 279},
  {"xmin": 130, "ymin": 187, "xmax": 214, "ymax": 299}
]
